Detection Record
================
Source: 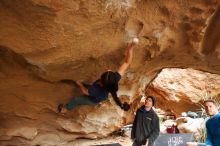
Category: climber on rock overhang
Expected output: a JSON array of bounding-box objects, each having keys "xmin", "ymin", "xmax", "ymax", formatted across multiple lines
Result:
[{"xmin": 58, "ymin": 38, "xmax": 139, "ymax": 113}]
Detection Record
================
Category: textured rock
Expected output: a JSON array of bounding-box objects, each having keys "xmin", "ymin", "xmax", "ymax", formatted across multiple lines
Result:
[
  {"xmin": 146, "ymin": 68, "xmax": 220, "ymax": 115},
  {"xmin": 56, "ymin": 101, "xmax": 126, "ymax": 138},
  {"xmin": 0, "ymin": 0, "xmax": 220, "ymax": 145},
  {"xmin": 6, "ymin": 127, "xmax": 38, "ymax": 140}
]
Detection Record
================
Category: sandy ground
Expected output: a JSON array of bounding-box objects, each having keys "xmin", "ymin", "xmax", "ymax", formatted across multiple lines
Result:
[{"xmin": 64, "ymin": 135, "xmax": 133, "ymax": 146}]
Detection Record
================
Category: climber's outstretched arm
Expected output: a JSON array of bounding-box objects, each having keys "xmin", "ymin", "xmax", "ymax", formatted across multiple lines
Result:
[{"xmin": 117, "ymin": 42, "xmax": 135, "ymax": 76}]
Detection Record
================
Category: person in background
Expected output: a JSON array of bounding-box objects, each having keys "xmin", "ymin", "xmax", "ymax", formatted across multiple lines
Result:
[
  {"xmin": 186, "ymin": 99, "xmax": 220, "ymax": 146},
  {"xmin": 131, "ymin": 96, "xmax": 160, "ymax": 146},
  {"xmin": 203, "ymin": 99, "xmax": 220, "ymax": 146}
]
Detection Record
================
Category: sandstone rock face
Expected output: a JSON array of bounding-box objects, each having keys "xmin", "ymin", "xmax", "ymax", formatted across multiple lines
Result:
[
  {"xmin": 146, "ymin": 68, "xmax": 220, "ymax": 115},
  {"xmin": 6, "ymin": 127, "xmax": 38, "ymax": 140},
  {"xmin": 0, "ymin": 0, "xmax": 220, "ymax": 145}
]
